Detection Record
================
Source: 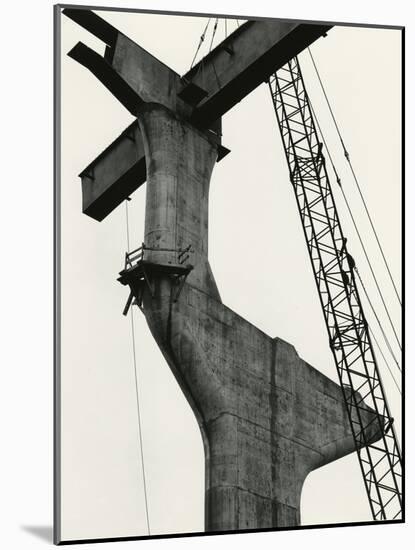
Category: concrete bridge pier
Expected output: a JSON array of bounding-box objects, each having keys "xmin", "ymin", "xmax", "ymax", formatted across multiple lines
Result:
[{"xmin": 135, "ymin": 103, "xmax": 382, "ymax": 532}]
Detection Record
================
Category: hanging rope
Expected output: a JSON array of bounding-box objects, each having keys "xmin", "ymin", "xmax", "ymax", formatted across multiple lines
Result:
[
  {"xmin": 307, "ymin": 47, "xmax": 402, "ymax": 307},
  {"xmin": 308, "ymin": 96, "xmax": 402, "ymax": 354},
  {"xmin": 125, "ymin": 201, "xmax": 151, "ymax": 535}
]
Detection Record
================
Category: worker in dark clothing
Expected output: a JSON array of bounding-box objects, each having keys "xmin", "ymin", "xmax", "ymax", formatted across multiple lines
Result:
[
  {"xmin": 341, "ymin": 269, "xmax": 350, "ymax": 289},
  {"xmin": 339, "ymin": 237, "xmax": 356, "ymax": 295},
  {"xmin": 340, "ymin": 236, "xmax": 348, "ymax": 255},
  {"xmin": 346, "ymin": 252, "xmax": 355, "ymax": 271}
]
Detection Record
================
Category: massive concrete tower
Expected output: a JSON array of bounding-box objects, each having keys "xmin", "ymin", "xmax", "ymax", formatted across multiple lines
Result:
[
  {"xmin": 64, "ymin": 9, "xmax": 383, "ymax": 532},
  {"xmin": 120, "ymin": 103, "xmax": 380, "ymax": 530}
]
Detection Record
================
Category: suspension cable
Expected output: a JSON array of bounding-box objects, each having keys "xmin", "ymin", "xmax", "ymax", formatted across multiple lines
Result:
[
  {"xmin": 307, "ymin": 47, "xmax": 402, "ymax": 307},
  {"xmin": 308, "ymin": 98, "xmax": 402, "ymax": 354},
  {"xmin": 125, "ymin": 201, "xmax": 151, "ymax": 535}
]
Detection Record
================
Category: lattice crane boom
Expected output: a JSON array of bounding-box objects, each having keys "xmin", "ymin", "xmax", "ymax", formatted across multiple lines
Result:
[{"xmin": 268, "ymin": 56, "xmax": 402, "ymax": 521}]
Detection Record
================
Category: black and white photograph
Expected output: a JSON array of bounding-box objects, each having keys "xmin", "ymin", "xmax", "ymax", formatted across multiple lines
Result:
[
  {"xmin": 4, "ymin": 2, "xmax": 413, "ymax": 549},
  {"xmin": 54, "ymin": 3, "xmax": 403, "ymax": 544}
]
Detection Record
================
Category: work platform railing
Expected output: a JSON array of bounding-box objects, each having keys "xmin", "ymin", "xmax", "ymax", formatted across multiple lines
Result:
[
  {"xmin": 124, "ymin": 243, "xmax": 192, "ymax": 271},
  {"xmin": 119, "ymin": 243, "xmax": 194, "ymax": 315}
]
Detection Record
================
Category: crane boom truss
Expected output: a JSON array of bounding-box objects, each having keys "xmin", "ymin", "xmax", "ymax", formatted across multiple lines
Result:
[{"xmin": 268, "ymin": 56, "xmax": 402, "ymax": 521}]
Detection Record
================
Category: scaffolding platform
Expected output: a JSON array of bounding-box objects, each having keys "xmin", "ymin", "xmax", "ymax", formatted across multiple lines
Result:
[{"xmin": 117, "ymin": 244, "xmax": 193, "ymax": 314}]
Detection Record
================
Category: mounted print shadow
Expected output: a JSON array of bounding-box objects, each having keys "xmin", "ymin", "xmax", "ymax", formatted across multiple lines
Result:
[{"xmin": 54, "ymin": 3, "xmax": 403, "ymax": 545}]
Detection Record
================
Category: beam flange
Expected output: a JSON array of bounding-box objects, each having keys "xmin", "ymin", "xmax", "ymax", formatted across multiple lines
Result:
[
  {"xmin": 185, "ymin": 21, "xmax": 332, "ymax": 126},
  {"xmin": 79, "ymin": 121, "xmax": 229, "ymax": 221},
  {"xmin": 79, "ymin": 122, "xmax": 145, "ymax": 221},
  {"xmin": 63, "ymin": 8, "xmax": 192, "ymax": 118},
  {"xmin": 68, "ymin": 42, "xmax": 142, "ymax": 115}
]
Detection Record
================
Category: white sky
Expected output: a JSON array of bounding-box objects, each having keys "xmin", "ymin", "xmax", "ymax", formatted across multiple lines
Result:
[{"xmin": 59, "ymin": 8, "xmax": 402, "ymax": 542}]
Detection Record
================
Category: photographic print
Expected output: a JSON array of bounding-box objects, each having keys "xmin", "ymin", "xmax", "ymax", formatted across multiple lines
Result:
[{"xmin": 54, "ymin": 4, "xmax": 403, "ymax": 544}]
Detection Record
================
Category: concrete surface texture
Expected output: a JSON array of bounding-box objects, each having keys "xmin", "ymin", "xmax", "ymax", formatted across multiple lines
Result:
[{"xmin": 135, "ymin": 103, "xmax": 381, "ymax": 531}]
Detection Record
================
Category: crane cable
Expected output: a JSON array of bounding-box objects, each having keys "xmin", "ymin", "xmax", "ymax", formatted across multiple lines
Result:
[
  {"xmin": 355, "ymin": 268, "xmax": 401, "ymax": 374},
  {"xmin": 191, "ymin": 18, "xmax": 242, "ymax": 70},
  {"xmin": 307, "ymin": 80, "xmax": 402, "ymax": 355},
  {"xmin": 307, "ymin": 47, "xmax": 402, "ymax": 307},
  {"xmin": 209, "ymin": 18, "xmax": 219, "ymax": 52},
  {"xmin": 125, "ymin": 200, "xmax": 151, "ymax": 535},
  {"xmin": 188, "ymin": 18, "xmax": 222, "ymax": 90},
  {"xmin": 208, "ymin": 19, "xmax": 222, "ymax": 90},
  {"xmin": 369, "ymin": 325, "xmax": 401, "ymax": 394},
  {"xmin": 190, "ymin": 18, "xmax": 211, "ymax": 69}
]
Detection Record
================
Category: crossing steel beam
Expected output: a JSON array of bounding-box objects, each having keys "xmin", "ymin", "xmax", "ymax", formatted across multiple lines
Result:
[{"xmin": 64, "ymin": 8, "xmax": 331, "ymax": 221}]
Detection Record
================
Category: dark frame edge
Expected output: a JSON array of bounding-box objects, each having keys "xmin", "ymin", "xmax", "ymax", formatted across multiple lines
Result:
[
  {"xmin": 54, "ymin": 3, "xmax": 62, "ymax": 546},
  {"xmin": 401, "ymin": 25, "xmax": 405, "ymax": 524},
  {"xmin": 57, "ymin": 2, "xmax": 404, "ymax": 30},
  {"xmin": 57, "ymin": 518, "xmax": 405, "ymax": 545}
]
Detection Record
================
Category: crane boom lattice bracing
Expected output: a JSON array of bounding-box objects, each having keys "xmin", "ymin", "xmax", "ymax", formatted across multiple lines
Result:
[{"xmin": 268, "ymin": 57, "xmax": 402, "ymax": 521}]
